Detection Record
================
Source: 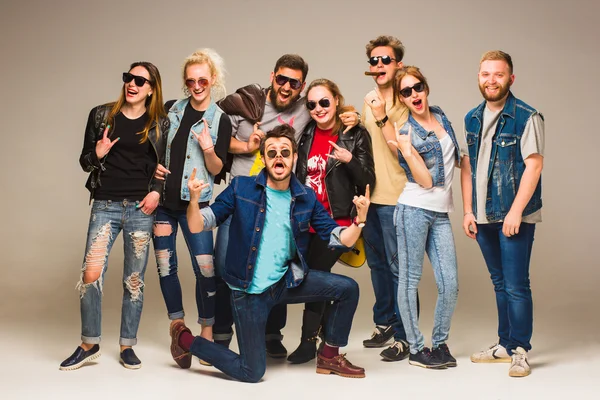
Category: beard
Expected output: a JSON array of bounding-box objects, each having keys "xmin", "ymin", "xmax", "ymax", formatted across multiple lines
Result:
[
  {"xmin": 479, "ymin": 81, "xmax": 511, "ymax": 102},
  {"xmin": 268, "ymin": 85, "xmax": 301, "ymax": 113}
]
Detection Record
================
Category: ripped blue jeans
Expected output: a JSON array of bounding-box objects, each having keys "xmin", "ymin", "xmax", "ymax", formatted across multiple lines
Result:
[
  {"xmin": 153, "ymin": 205, "xmax": 216, "ymax": 326},
  {"xmin": 78, "ymin": 199, "xmax": 154, "ymax": 346}
]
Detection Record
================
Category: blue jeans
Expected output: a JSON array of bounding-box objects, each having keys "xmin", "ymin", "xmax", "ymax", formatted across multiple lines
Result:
[
  {"xmin": 78, "ymin": 200, "xmax": 153, "ymax": 346},
  {"xmin": 395, "ymin": 204, "xmax": 458, "ymax": 353},
  {"xmin": 362, "ymin": 204, "xmax": 407, "ymax": 341},
  {"xmin": 476, "ymin": 222, "xmax": 535, "ymax": 353},
  {"xmin": 213, "ymin": 215, "xmax": 287, "ymax": 342},
  {"xmin": 189, "ymin": 270, "xmax": 359, "ymax": 383},
  {"xmin": 153, "ymin": 206, "xmax": 215, "ymax": 325}
]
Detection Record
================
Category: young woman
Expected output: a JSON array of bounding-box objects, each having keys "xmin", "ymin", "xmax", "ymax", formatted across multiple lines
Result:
[
  {"xmin": 290, "ymin": 79, "xmax": 375, "ymax": 364},
  {"xmin": 366, "ymin": 66, "xmax": 460, "ymax": 369},
  {"xmin": 152, "ymin": 49, "xmax": 231, "ymax": 367},
  {"xmin": 60, "ymin": 62, "xmax": 168, "ymax": 371}
]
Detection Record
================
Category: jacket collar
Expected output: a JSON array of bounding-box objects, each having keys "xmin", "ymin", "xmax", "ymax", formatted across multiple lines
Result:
[
  {"xmin": 471, "ymin": 91, "xmax": 516, "ymax": 121},
  {"xmin": 254, "ymin": 169, "xmax": 307, "ymax": 198},
  {"xmin": 407, "ymin": 106, "xmax": 444, "ymax": 140}
]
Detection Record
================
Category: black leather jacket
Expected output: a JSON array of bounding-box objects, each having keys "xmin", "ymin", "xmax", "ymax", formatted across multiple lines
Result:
[
  {"xmin": 79, "ymin": 104, "xmax": 170, "ymax": 201},
  {"xmin": 296, "ymin": 122, "xmax": 376, "ymax": 219}
]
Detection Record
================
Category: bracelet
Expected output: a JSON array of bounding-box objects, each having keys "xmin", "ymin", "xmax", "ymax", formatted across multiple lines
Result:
[
  {"xmin": 464, "ymin": 211, "xmax": 474, "ymax": 216},
  {"xmin": 202, "ymin": 145, "xmax": 214, "ymax": 152}
]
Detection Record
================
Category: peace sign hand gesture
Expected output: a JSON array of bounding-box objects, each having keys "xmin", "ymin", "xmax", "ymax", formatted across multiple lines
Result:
[
  {"xmin": 96, "ymin": 125, "xmax": 119, "ymax": 159},
  {"xmin": 327, "ymin": 140, "xmax": 352, "ymax": 163},
  {"xmin": 387, "ymin": 122, "xmax": 413, "ymax": 157}
]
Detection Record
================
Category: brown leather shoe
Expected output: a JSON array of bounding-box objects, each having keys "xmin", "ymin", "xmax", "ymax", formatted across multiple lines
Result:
[
  {"xmin": 316, "ymin": 353, "xmax": 365, "ymax": 378},
  {"xmin": 169, "ymin": 321, "xmax": 192, "ymax": 369}
]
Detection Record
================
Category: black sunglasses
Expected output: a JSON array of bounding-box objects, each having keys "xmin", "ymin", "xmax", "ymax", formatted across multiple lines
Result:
[
  {"xmin": 306, "ymin": 98, "xmax": 331, "ymax": 111},
  {"xmin": 368, "ymin": 55, "xmax": 397, "ymax": 66},
  {"xmin": 123, "ymin": 72, "xmax": 151, "ymax": 87},
  {"xmin": 274, "ymin": 74, "xmax": 303, "ymax": 90},
  {"xmin": 399, "ymin": 82, "xmax": 426, "ymax": 98},
  {"xmin": 266, "ymin": 149, "xmax": 292, "ymax": 159}
]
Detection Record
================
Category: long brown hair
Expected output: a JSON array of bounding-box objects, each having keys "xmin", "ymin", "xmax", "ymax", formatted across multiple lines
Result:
[
  {"xmin": 306, "ymin": 78, "xmax": 355, "ymax": 135},
  {"xmin": 105, "ymin": 61, "xmax": 166, "ymax": 143}
]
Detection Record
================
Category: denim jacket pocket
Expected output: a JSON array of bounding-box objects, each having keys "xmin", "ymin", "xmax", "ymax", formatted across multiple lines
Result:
[
  {"xmin": 298, "ymin": 220, "xmax": 310, "ymax": 232},
  {"xmin": 495, "ymin": 134, "xmax": 518, "ymax": 162}
]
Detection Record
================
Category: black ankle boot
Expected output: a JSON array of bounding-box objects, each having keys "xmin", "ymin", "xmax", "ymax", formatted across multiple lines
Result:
[{"xmin": 287, "ymin": 309, "xmax": 321, "ymax": 364}]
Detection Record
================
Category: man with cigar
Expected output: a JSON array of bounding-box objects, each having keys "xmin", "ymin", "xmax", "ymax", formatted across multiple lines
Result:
[
  {"xmin": 170, "ymin": 124, "xmax": 368, "ymax": 382},
  {"xmin": 361, "ymin": 35, "xmax": 411, "ymax": 362}
]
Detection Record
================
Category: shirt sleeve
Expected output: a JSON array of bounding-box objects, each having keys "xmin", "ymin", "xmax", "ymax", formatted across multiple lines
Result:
[
  {"xmin": 520, "ymin": 112, "xmax": 545, "ymax": 159},
  {"xmin": 215, "ymin": 113, "xmax": 232, "ymax": 163},
  {"xmin": 460, "ymin": 125, "xmax": 469, "ymax": 158}
]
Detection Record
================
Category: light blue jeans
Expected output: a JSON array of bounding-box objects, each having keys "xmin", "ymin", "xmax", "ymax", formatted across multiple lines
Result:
[
  {"xmin": 395, "ymin": 204, "xmax": 458, "ymax": 353},
  {"xmin": 78, "ymin": 200, "xmax": 154, "ymax": 346}
]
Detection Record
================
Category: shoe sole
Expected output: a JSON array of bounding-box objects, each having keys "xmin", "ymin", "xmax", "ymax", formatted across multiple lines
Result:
[
  {"xmin": 362, "ymin": 338, "xmax": 393, "ymax": 348},
  {"xmin": 408, "ymin": 360, "xmax": 447, "ymax": 369},
  {"xmin": 199, "ymin": 359, "xmax": 212, "ymax": 366},
  {"xmin": 266, "ymin": 352, "xmax": 287, "ymax": 358},
  {"xmin": 470, "ymin": 356, "xmax": 511, "ymax": 363},
  {"xmin": 380, "ymin": 353, "xmax": 409, "ymax": 362},
  {"xmin": 59, "ymin": 351, "xmax": 102, "ymax": 371},
  {"xmin": 120, "ymin": 358, "xmax": 142, "ymax": 370},
  {"xmin": 316, "ymin": 367, "xmax": 365, "ymax": 378}
]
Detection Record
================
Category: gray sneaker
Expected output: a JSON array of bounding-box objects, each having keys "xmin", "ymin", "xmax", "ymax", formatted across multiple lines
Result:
[
  {"xmin": 470, "ymin": 342, "xmax": 511, "ymax": 363},
  {"xmin": 508, "ymin": 347, "xmax": 531, "ymax": 377}
]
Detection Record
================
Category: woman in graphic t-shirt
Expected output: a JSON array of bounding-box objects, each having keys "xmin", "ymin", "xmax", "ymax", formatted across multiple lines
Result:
[
  {"xmin": 60, "ymin": 61, "xmax": 168, "ymax": 371},
  {"xmin": 290, "ymin": 78, "xmax": 375, "ymax": 364}
]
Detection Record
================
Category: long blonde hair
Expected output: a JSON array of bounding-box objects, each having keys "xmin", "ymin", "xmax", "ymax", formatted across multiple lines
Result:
[{"xmin": 182, "ymin": 48, "xmax": 227, "ymax": 101}]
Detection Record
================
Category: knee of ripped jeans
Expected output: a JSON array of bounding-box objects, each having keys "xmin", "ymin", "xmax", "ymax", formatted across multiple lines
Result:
[
  {"xmin": 195, "ymin": 254, "xmax": 215, "ymax": 278},
  {"xmin": 153, "ymin": 221, "xmax": 173, "ymax": 237},
  {"xmin": 125, "ymin": 272, "xmax": 145, "ymax": 302},
  {"xmin": 77, "ymin": 222, "xmax": 112, "ymax": 297}
]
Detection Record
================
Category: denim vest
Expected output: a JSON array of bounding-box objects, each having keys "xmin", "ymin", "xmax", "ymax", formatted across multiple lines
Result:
[
  {"xmin": 397, "ymin": 106, "xmax": 460, "ymax": 187},
  {"xmin": 165, "ymin": 98, "xmax": 223, "ymax": 202},
  {"xmin": 201, "ymin": 170, "xmax": 345, "ymax": 291},
  {"xmin": 464, "ymin": 92, "xmax": 543, "ymax": 222}
]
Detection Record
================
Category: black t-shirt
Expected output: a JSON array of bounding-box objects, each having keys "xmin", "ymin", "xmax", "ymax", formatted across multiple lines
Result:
[
  {"xmin": 94, "ymin": 112, "xmax": 155, "ymax": 201},
  {"xmin": 163, "ymin": 101, "xmax": 231, "ymax": 210}
]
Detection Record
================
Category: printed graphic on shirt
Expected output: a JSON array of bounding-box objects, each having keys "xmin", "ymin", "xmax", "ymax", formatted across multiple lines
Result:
[
  {"xmin": 305, "ymin": 154, "xmax": 327, "ymax": 196},
  {"xmin": 249, "ymin": 115, "xmax": 297, "ymax": 176}
]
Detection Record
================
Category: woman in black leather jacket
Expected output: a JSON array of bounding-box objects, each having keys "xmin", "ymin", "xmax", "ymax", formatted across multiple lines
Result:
[
  {"xmin": 60, "ymin": 62, "xmax": 168, "ymax": 371},
  {"xmin": 288, "ymin": 78, "xmax": 375, "ymax": 364}
]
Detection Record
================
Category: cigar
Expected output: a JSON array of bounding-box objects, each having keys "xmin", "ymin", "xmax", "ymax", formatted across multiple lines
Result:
[{"xmin": 364, "ymin": 71, "xmax": 385, "ymax": 76}]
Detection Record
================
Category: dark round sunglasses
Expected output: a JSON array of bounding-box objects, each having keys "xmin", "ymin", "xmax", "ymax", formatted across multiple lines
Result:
[
  {"xmin": 274, "ymin": 74, "xmax": 303, "ymax": 90},
  {"xmin": 368, "ymin": 55, "xmax": 397, "ymax": 66},
  {"xmin": 122, "ymin": 72, "xmax": 151, "ymax": 87},
  {"xmin": 266, "ymin": 149, "xmax": 292, "ymax": 159},
  {"xmin": 306, "ymin": 98, "xmax": 331, "ymax": 111},
  {"xmin": 399, "ymin": 82, "xmax": 426, "ymax": 98}
]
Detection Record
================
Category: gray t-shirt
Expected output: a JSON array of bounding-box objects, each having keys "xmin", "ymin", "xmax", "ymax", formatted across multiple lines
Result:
[
  {"xmin": 229, "ymin": 97, "xmax": 312, "ymax": 179},
  {"xmin": 467, "ymin": 106, "xmax": 545, "ymax": 224}
]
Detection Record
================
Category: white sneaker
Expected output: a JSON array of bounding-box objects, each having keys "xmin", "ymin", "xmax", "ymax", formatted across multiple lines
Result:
[
  {"xmin": 470, "ymin": 343, "xmax": 511, "ymax": 363},
  {"xmin": 508, "ymin": 347, "xmax": 531, "ymax": 377}
]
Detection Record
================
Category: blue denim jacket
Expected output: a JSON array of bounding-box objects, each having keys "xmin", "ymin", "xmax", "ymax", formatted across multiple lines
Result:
[
  {"xmin": 397, "ymin": 106, "xmax": 460, "ymax": 187},
  {"xmin": 200, "ymin": 170, "xmax": 346, "ymax": 291},
  {"xmin": 165, "ymin": 98, "xmax": 224, "ymax": 202},
  {"xmin": 464, "ymin": 91, "xmax": 543, "ymax": 222}
]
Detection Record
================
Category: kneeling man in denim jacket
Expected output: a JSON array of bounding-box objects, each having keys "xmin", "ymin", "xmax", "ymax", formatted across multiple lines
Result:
[{"xmin": 169, "ymin": 124, "xmax": 368, "ymax": 382}]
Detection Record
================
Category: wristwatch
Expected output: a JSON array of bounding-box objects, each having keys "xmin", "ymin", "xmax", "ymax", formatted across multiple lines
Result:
[
  {"xmin": 375, "ymin": 115, "xmax": 388, "ymax": 128},
  {"xmin": 353, "ymin": 217, "xmax": 366, "ymax": 228}
]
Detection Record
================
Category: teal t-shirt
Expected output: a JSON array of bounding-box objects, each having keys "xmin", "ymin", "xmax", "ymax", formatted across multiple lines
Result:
[{"xmin": 246, "ymin": 186, "xmax": 297, "ymax": 294}]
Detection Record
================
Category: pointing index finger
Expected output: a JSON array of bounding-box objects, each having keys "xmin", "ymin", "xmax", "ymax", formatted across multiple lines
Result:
[
  {"xmin": 190, "ymin": 167, "xmax": 197, "ymax": 181},
  {"xmin": 365, "ymin": 184, "xmax": 370, "ymax": 201}
]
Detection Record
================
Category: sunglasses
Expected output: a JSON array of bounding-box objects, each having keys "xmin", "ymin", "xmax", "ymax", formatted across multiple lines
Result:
[
  {"xmin": 306, "ymin": 98, "xmax": 331, "ymax": 111},
  {"xmin": 122, "ymin": 72, "xmax": 151, "ymax": 87},
  {"xmin": 266, "ymin": 148, "xmax": 292, "ymax": 159},
  {"xmin": 274, "ymin": 74, "xmax": 303, "ymax": 90},
  {"xmin": 368, "ymin": 55, "xmax": 397, "ymax": 66},
  {"xmin": 185, "ymin": 78, "xmax": 210, "ymax": 89},
  {"xmin": 399, "ymin": 82, "xmax": 426, "ymax": 98}
]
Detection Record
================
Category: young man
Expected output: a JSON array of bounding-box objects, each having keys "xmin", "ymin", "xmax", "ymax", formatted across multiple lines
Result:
[
  {"xmin": 461, "ymin": 51, "xmax": 544, "ymax": 378},
  {"xmin": 170, "ymin": 124, "xmax": 368, "ymax": 382},
  {"xmin": 213, "ymin": 54, "xmax": 359, "ymax": 357},
  {"xmin": 361, "ymin": 35, "xmax": 411, "ymax": 361}
]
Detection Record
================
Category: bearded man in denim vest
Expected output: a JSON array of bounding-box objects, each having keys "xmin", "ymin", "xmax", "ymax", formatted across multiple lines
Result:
[
  {"xmin": 461, "ymin": 51, "xmax": 544, "ymax": 378},
  {"xmin": 168, "ymin": 124, "xmax": 368, "ymax": 382}
]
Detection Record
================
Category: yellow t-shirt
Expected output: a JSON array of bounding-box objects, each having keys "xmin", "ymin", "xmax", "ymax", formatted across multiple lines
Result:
[{"xmin": 362, "ymin": 101, "xmax": 409, "ymax": 205}]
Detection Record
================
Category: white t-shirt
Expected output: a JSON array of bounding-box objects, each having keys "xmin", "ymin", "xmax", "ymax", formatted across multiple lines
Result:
[{"xmin": 399, "ymin": 134, "xmax": 457, "ymax": 213}]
